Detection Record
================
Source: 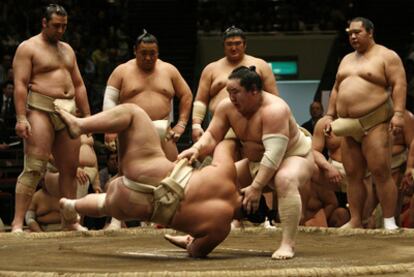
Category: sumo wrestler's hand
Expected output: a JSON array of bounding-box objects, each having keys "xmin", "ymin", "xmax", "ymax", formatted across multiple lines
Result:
[
  {"xmin": 177, "ymin": 145, "xmax": 200, "ymax": 164},
  {"xmin": 15, "ymin": 115, "xmax": 32, "ymax": 139},
  {"xmin": 402, "ymin": 169, "xmax": 414, "ymax": 195},
  {"xmin": 323, "ymin": 115, "xmax": 334, "ymax": 137},
  {"xmin": 167, "ymin": 120, "xmax": 187, "ymax": 143},
  {"xmin": 241, "ymin": 185, "xmax": 262, "ymax": 214},
  {"xmin": 191, "ymin": 123, "xmax": 204, "ymax": 143},
  {"xmin": 389, "ymin": 112, "xmax": 404, "ymax": 135},
  {"xmin": 323, "ymin": 165, "xmax": 343, "ymax": 188},
  {"xmin": 76, "ymin": 168, "xmax": 89, "ymax": 185}
]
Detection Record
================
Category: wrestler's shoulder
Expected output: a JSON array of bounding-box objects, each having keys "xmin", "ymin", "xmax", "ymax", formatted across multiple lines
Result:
[
  {"xmin": 341, "ymin": 52, "xmax": 355, "ymax": 62},
  {"xmin": 113, "ymin": 59, "xmax": 135, "ymax": 72},
  {"xmin": 122, "ymin": 59, "xmax": 137, "ymax": 67},
  {"xmin": 16, "ymin": 35, "xmax": 40, "ymax": 51},
  {"xmin": 264, "ymin": 92, "xmax": 286, "ymax": 105},
  {"xmin": 375, "ymin": 44, "xmax": 393, "ymax": 53},
  {"xmin": 245, "ymin": 54, "xmax": 268, "ymax": 66},
  {"xmin": 215, "ymin": 98, "xmax": 234, "ymax": 111},
  {"xmin": 156, "ymin": 59, "xmax": 180, "ymax": 72},
  {"xmin": 377, "ymin": 45, "xmax": 401, "ymax": 60},
  {"xmin": 263, "ymin": 94, "xmax": 290, "ymax": 115},
  {"xmin": 60, "ymin": 41, "xmax": 77, "ymax": 56},
  {"xmin": 205, "ymin": 58, "xmax": 226, "ymax": 69},
  {"xmin": 405, "ymin": 110, "xmax": 414, "ymax": 120}
]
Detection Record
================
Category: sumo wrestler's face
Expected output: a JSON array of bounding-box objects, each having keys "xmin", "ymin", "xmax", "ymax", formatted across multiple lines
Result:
[
  {"xmin": 42, "ymin": 14, "xmax": 68, "ymax": 43},
  {"xmin": 135, "ymin": 42, "xmax": 159, "ymax": 72},
  {"xmin": 346, "ymin": 21, "xmax": 372, "ymax": 52},
  {"xmin": 224, "ymin": 36, "xmax": 246, "ymax": 62},
  {"xmin": 227, "ymin": 78, "xmax": 256, "ymax": 115}
]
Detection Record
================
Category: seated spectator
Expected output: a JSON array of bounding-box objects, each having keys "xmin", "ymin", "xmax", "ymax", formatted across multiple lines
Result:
[
  {"xmin": 301, "ymin": 101, "xmax": 324, "ymax": 135},
  {"xmin": 300, "ymin": 180, "xmax": 349, "ymax": 227},
  {"xmin": 305, "ymin": 115, "xmax": 356, "ymax": 227},
  {"xmin": 25, "ymin": 182, "xmax": 61, "ymax": 232},
  {"xmin": 99, "ymin": 150, "xmax": 118, "ymax": 192},
  {"xmin": 1, "ymin": 80, "xmax": 16, "ymax": 132}
]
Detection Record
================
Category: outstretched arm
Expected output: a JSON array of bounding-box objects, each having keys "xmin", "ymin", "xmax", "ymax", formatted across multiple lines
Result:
[{"xmin": 179, "ymin": 101, "xmax": 230, "ymax": 163}]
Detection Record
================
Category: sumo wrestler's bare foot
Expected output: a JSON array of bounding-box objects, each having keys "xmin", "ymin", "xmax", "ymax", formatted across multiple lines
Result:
[
  {"xmin": 59, "ymin": 198, "xmax": 87, "ymax": 231},
  {"xmin": 11, "ymin": 217, "xmax": 25, "ymax": 233},
  {"xmin": 340, "ymin": 219, "xmax": 362, "ymax": 229},
  {"xmin": 271, "ymin": 243, "xmax": 295, "ymax": 260},
  {"xmin": 104, "ymin": 218, "xmax": 122, "ymax": 230},
  {"xmin": 164, "ymin": 234, "xmax": 193, "ymax": 249},
  {"xmin": 231, "ymin": 219, "xmax": 244, "ymax": 229},
  {"xmin": 62, "ymin": 222, "xmax": 88, "ymax": 232},
  {"xmin": 55, "ymin": 106, "xmax": 81, "ymax": 139},
  {"xmin": 11, "ymin": 225, "xmax": 24, "ymax": 233}
]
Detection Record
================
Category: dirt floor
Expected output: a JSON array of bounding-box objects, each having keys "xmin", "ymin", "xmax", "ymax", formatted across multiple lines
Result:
[{"xmin": 0, "ymin": 227, "xmax": 413, "ymax": 276}]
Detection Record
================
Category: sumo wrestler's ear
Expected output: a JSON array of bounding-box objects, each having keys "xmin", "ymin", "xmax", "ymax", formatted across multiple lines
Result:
[
  {"xmin": 251, "ymin": 84, "xmax": 259, "ymax": 94},
  {"xmin": 368, "ymin": 29, "xmax": 374, "ymax": 38}
]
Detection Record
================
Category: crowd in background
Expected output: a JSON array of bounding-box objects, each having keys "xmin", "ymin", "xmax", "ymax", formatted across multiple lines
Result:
[{"xmin": 197, "ymin": 0, "xmax": 355, "ymax": 33}]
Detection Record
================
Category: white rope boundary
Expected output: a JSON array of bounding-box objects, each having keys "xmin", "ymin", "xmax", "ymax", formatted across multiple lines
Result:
[{"xmin": 0, "ymin": 226, "xmax": 413, "ymax": 276}]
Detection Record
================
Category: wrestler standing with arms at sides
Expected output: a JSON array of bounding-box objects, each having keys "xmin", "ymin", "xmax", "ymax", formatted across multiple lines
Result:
[
  {"xmin": 325, "ymin": 17, "xmax": 406, "ymax": 229},
  {"xmin": 11, "ymin": 3, "xmax": 90, "ymax": 232},
  {"xmin": 191, "ymin": 26, "xmax": 278, "ymax": 142},
  {"xmin": 102, "ymin": 30, "xmax": 193, "ymax": 161}
]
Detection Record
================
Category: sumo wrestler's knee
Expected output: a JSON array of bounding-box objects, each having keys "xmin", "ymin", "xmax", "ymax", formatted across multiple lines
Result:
[{"xmin": 16, "ymin": 155, "xmax": 48, "ymax": 196}]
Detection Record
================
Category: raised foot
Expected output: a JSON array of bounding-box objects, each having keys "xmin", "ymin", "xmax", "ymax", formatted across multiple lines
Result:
[
  {"xmin": 59, "ymin": 198, "xmax": 87, "ymax": 231},
  {"xmin": 271, "ymin": 244, "xmax": 295, "ymax": 260},
  {"xmin": 164, "ymin": 234, "xmax": 192, "ymax": 249},
  {"xmin": 55, "ymin": 105, "xmax": 81, "ymax": 139}
]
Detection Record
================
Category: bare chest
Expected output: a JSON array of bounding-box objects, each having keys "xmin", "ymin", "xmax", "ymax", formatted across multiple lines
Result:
[
  {"xmin": 37, "ymin": 196, "xmax": 60, "ymax": 214},
  {"xmin": 337, "ymin": 57, "xmax": 386, "ymax": 86},
  {"xmin": 230, "ymin": 113, "xmax": 262, "ymax": 142},
  {"xmin": 210, "ymin": 70, "xmax": 232, "ymax": 97},
  {"xmin": 121, "ymin": 72, "xmax": 175, "ymax": 100},
  {"xmin": 32, "ymin": 44, "xmax": 73, "ymax": 74}
]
